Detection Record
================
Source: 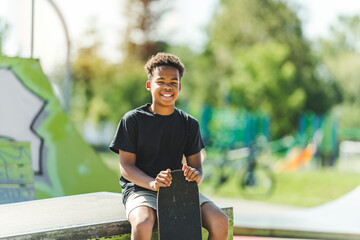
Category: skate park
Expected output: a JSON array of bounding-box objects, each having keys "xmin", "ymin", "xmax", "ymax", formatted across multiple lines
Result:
[
  {"xmin": 0, "ymin": 56, "xmax": 360, "ymax": 239},
  {"xmin": 2, "ymin": 0, "xmax": 360, "ymax": 239},
  {"xmin": 0, "ymin": 188, "xmax": 360, "ymax": 239}
]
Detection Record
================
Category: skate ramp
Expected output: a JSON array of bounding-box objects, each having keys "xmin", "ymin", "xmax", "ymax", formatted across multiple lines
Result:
[
  {"xmin": 233, "ymin": 186, "xmax": 360, "ymax": 239},
  {"xmin": 0, "ymin": 57, "xmax": 119, "ymax": 199}
]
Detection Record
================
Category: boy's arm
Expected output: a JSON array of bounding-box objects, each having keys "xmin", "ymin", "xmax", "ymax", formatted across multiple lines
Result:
[
  {"xmin": 119, "ymin": 149, "xmax": 172, "ymax": 191},
  {"xmin": 183, "ymin": 152, "xmax": 203, "ymax": 185}
]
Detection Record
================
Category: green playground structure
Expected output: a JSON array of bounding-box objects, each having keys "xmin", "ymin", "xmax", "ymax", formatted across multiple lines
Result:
[{"xmin": 200, "ymin": 106, "xmax": 344, "ymax": 170}]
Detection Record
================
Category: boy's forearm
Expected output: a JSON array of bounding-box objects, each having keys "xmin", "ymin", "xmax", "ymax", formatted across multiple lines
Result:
[
  {"xmin": 184, "ymin": 152, "xmax": 203, "ymax": 184},
  {"xmin": 120, "ymin": 163, "xmax": 156, "ymax": 191},
  {"xmin": 183, "ymin": 164, "xmax": 203, "ymax": 185},
  {"xmin": 194, "ymin": 166, "xmax": 203, "ymax": 184},
  {"xmin": 196, "ymin": 167, "xmax": 203, "ymax": 184}
]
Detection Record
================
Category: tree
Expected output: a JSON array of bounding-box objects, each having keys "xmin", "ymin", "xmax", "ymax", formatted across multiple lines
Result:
[
  {"xmin": 318, "ymin": 15, "xmax": 360, "ymax": 130},
  {"xmin": 0, "ymin": 18, "xmax": 9, "ymax": 55},
  {"xmin": 120, "ymin": 0, "xmax": 172, "ymax": 61},
  {"xmin": 191, "ymin": 0, "xmax": 342, "ymax": 138},
  {"xmin": 318, "ymin": 15, "xmax": 360, "ymax": 104},
  {"xmin": 71, "ymin": 28, "xmax": 151, "ymax": 129},
  {"xmin": 70, "ymin": 1, "xmax": 171, "ymax": 130}
]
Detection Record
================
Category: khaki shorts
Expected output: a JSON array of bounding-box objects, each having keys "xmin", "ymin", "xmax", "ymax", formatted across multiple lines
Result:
[{"xmin": 124, "ymin": 190, "xmax": 212, "ymax": 219}]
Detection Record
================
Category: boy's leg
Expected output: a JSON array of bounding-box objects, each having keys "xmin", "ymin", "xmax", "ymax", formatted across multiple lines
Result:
[
  {"xmin": 201, "ymin": 201, "xmax": 229, "ymax": 240},
  {"xmin": 128, "ymin": 206, "xmax": 156, "ymax": 240}
]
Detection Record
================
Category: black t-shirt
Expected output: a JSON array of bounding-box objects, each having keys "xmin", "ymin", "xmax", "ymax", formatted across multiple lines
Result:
[{"xmin": 109, "ymin": 103, "xmax": 205, "ymax": 203}]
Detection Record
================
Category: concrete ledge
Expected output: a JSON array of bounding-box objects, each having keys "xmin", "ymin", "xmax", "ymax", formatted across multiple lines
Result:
[
  {"xmin": 3, "ymin": 220, "xmax": 131, "ymax": 240},
  {"xmin": 0, "ymin": 192, "xmax": 233, "ymax": 240}
]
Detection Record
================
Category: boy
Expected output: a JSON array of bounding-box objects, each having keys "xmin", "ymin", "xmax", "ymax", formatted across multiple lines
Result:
[{"xmin": 109, "ymin": 53, "xmax": 229, "ymax": 240}]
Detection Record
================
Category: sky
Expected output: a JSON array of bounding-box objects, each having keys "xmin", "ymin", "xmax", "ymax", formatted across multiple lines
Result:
[
  {"xmin": 1, "ymin": 0, "xmax": 360, "ymax": 76},
  {"xmin": 293, "ymin": 0, "xmax": 360, "ymax": 38}
]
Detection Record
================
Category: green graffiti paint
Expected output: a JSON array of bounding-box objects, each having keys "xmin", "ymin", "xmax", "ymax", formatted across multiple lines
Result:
[
  {"xmin": 0, "ymin": 141, "xmax": 36, "ymax": 204},
  {"xmin": 0, "ymin": 57, "xmax": 120, "ymax": 199}
]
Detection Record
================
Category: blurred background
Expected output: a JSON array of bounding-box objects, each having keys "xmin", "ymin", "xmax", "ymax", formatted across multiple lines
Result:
[{"xmin": 1, "ymin": 0, "xmax": 360, "ymax": 207}]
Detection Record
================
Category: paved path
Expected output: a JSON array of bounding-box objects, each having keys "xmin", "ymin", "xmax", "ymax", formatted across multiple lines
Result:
[
  {"xmin": 209, "ymin": 195, "xmax": 304, "ymax": 227},
  {"xmin": 210, "ymin": 187, "xmax": 360, "ymax": 239},
  {"xmin": 233, "ymin": 236, "xmax": 309, "ymax": 240}
]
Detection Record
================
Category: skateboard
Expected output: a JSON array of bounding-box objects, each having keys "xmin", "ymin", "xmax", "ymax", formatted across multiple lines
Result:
[{"xmin": 157, "ymin": 170, "xmax": 202, "ymax": 240}]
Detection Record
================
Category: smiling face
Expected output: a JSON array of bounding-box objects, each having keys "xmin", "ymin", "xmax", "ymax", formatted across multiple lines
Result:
[{"xmin": 146, "ymin": 66, "xmax": 181, "ymax": 115}]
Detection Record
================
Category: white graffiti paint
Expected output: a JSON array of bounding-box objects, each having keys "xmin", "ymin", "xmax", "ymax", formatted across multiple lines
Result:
[{"xmin": 0, "ymin": 68, "xmax": 45, "ymax": 173}]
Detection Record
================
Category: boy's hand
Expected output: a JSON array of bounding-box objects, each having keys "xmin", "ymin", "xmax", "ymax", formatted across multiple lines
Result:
[
  {"xmin": 182, "ymin": 164, "xmax": 201, "ymax": 185},
  {"xmin": 152, "ymin": 169, "xmax": 172, "ymax": 191}
]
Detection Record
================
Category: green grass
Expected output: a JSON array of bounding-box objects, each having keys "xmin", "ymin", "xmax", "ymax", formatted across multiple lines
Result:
[
  {"xmin": 98, "ymin": 151, "xmax": 360, "ymax": 208},
  {"xmin": 200, "ymin": 168, "xmax": 360, "ymax": 207},
  {"xmin": 99, "ymin": 151, "xmax": 121, "ymax": 178}
]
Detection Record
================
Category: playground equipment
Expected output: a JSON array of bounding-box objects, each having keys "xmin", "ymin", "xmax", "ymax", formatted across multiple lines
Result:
[
  {"xmin": 200, "ymin": 106, "xmax": 270, "ymax": 149},
  {"xmin": 203, "ymin": 142, "xmax": 275, "ymax": 198},
  {"xmin": 200, "ymin": 107, "xmax": 341, "ymax": 173}
]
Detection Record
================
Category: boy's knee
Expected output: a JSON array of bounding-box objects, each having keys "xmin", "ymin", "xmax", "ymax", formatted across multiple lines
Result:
[
  {"xmin": 133, "ymin": 220, "xmax": 153, "ymax": 233},
  {"xmin": 131, "ymin": 216, "xmax": 155, "ymax": 235},
  {"xmin": 218, "ymin": 212, "xmax": 229, "ymax": 228},
  {"xmin": 202, "ymin": 202, "xmax": 229, "ymax": 233},
  {"xmin": 129, "ymin": 208, "xmax": 156, "ymax": 231},
  {"xmin": 210, "ymin": 210, "xmax": 229, "ymax": 230},
  {"xmin": 212, "ymin": 212, "xmax": 229, "ymax": 239}
]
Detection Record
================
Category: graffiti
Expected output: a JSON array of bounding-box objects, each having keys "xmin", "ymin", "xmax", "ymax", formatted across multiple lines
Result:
[
  {"xmin": 0, "ymin": 187, "xmax": 36, "ymax": 204},
  {"xmin": 0, "ymin": 142, "xmax": 36, "ymax": 204},
  {"xmin": 0, "ymin": 69, "xmax": 45, "ymax": 174},
  {"xmin": 0, "ymin": 57, "xmax": 119, "ymax": 199},
  {"xmin": 0, "ymin": 142, "xmax": 33, "ymax": 183}
]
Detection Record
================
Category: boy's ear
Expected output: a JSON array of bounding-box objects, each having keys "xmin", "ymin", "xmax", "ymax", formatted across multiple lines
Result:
[
  {"xmin": 146, "ymin": 81, "xmax": 151, "ymax": 91},
  {"xmin": 179, "ymin": 82, "xmax": 182, "ymax": 91}
]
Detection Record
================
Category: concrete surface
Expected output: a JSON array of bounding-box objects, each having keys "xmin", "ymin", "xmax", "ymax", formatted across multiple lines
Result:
[
  {"xmin": 1, "ymin": 187, "xmax": 360, "ymax": 239},
  {"xmin": 209, "ymin": 186, "xmax": 360, "ymax": 239},
  {"xmin": 0, "ymin": 192, "xmax": 232, "ymax": 239},
  {"xmin": 0, "ymin": 192, "xmax": 127, "ymax": 238}
]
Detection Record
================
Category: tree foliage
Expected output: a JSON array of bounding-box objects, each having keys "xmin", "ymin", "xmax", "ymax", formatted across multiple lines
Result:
[
  {"xmin": 69, "ymin": 0, "xmax": 345, "ymax": 140},
  {"xmin": 318, "ymin": 15, "xmax": 360, "ymax": 103},
  {"xmin": 175, "ymin": 0, "xmax": 342, "ymax": 138},
  {"xmin": 318, "ymin": 15, "xmax": 360, "ymax": 129},
  {"xmin": 121, "ymin": 0, "xmax": 171, "ymax": 61},
  {"xmin": 70, "ymin": 0, "xmax": 167, "ymax": 130},
  {"xmin": 0, "ymin": 18, "xmax": 9, "ymax": 55},
  {"xmin": 71, "ymin": 35, "xmax": 151, "ymax": 128}
]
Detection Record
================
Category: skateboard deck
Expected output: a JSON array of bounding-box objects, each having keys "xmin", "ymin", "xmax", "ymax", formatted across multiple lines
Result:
[{"xmin": 157, "ymin": 170, "xmax": 202, "ymax": 240}]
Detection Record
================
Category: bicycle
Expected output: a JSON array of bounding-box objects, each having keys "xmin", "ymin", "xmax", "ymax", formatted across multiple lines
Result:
[{"xmin": 203, "ymin": 139, "xmax": 275, "ymax": 198}]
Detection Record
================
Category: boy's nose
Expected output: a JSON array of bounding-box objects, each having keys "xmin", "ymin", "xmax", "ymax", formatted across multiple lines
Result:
[{"xmin": 163, "ymin": 84, "xmax": 172, "ymax": 89}]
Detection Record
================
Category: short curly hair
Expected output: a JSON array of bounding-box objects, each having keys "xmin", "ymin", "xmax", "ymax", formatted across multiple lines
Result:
[{"xmin": 144, "ymin": 52, "xmax": 185, "ymax": 80}]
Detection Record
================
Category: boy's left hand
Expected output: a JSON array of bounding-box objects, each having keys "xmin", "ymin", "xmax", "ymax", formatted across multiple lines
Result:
[{"xmin": 182, "ymin": 164, "xmax": 201, "ymax": 185}]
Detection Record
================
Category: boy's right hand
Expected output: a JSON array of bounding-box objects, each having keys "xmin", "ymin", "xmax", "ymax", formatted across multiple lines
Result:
[{"xmin": 151, "ymin": 169, "xmax": 172, "ymax": 191}]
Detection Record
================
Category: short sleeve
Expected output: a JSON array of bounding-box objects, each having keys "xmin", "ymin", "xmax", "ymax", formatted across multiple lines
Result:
[
  {"xmin": 109, "ymin": 113, "xmax": 138, "ymax": 154},
  {"xmin": 184, "ymin": 119, "xmax": 205, "ymax": 157}
]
